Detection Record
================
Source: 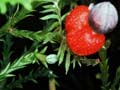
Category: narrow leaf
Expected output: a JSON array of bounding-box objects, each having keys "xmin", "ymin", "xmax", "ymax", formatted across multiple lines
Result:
[
  {"xmin": 58, "ymin": 43, "xmax": 66, "ymax": 65},
  {"xmin": 0, "ymin": 63, "xmax": 10, "ymax": 75},
  {"xmin": 77, "ymin": 60, "xmax": 82, "ymax": 67},
  {"xmin": 41, "ymin": 8, "xmax": 56, "ymax": 13},
  {"xmin": 61, "ymin": 12, "xmax": 69, "ymax": 21},
  {"xmin": 43, "ymin": 5, "xmax": 54, "ymax": 9},
  {"xmin": 40, "ymin": 46, "xmax": 48, "ymax": 53},
  {"xmin": 5, "ymin": 74, "xmax": 15, "ymax": 77},
  {"xmin": 65, "ymin": 49, "xmax": 71, "ymax": 74},
  {"xmin": 40, "ymin": 14, "xmax": 59, "ymax": 20},
  {"xmin": 72, "ymin": 59, "xmax": 76, "ymax": 69}
]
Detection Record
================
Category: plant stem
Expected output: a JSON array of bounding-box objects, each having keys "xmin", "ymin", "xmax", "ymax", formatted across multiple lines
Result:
[{"xmin": 49, "ymin": 78, "xmax": 56, "ymax": 90}]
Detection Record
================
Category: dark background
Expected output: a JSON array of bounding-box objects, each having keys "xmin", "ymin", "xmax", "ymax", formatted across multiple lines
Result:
[{"xmin": 0, "ymin": 0, "xmax": 120, "ymax": 90}]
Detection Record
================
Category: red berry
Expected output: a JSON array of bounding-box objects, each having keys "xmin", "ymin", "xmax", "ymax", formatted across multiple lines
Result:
[
  {"xmin": 65, "ymin": 5, "xmax": 89, "ymax": 33},
  {"xmin": 65, "ymin": 5, "xmax": 105, "ymax": 56},
  {"xmin": 66, "ymin": 26, "xmax": 105, "ymax": 56}
]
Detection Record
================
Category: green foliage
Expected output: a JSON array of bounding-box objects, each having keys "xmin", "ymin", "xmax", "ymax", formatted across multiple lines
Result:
[
  {"xmin": 98, "ymin": 40, "xmax": 120, "ymax": 90},
  {"xmin": 0, "ymin": 50, "xmax": 37, "ymax": 82},
  {"xmin": 99, "ymin": 58, "xmax": 110, "ymax": 90},
  {"xmin": 0, "ymin": 0, "xmax": 120, "ymax": 90},
  {"xmin": 40, "ymin": 0, "xmax": 78, "ymax": 74},
  {"xmin": 0, "ymin": 0, "xmax": 32, "ymax": 14},
  {"xmin": 5, "ymin": 68, "xmax": 50, "ymax": 89},
  {"xmin": 0, "ymin": 35, "xmax": 13, "ymax": 67},
  {"xmin": 99, "ymin": 41, "xmax": 110, "ymax": 90},
  {"xmin": 111, "ymin": 67, "xmax": 120, "ymax": 90},
  {"xmin": 10, "ymin": 29, "xmax": 55, "ymax": 43}
]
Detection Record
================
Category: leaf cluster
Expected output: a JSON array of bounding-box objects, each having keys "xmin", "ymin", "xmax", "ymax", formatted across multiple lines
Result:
[
  {"xmin": 0, "ymin": 0, "xmax": 120, "ymax": 90},
  {"xmin": 98, "ymin": 40, "xmax": 120, "ymax": 90}
]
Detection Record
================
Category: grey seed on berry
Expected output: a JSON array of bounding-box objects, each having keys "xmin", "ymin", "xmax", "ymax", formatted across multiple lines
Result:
[{"xmin": 88, "ymin": 2, "xmax": 118, "ymax": 34}]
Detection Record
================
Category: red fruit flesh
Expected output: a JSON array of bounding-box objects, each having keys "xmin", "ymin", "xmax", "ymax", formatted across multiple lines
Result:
[
  {"xmin": 66, "ymin": 26, "xmax": 105, "ymax": 56},
  {"xmin": 65, "ymin": 5, "xmax": 105, "ymax": 56},
  {"xmin": 65, "ymin": 6, "xmax": 89, "ymax": 33}
]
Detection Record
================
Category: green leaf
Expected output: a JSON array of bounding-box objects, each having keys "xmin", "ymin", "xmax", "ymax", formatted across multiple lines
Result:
[
  {"xmin": 19, "ymin": 0, "xmax": 32, "ymax": 10},
  {"xmin": 42, "ymin": 4, "xmax": 58, "ymax": 14},
  {"xmin": 65, "ymin": 49, "xmax": 71, "ymax": 74},
  {"xmin": 99, "ymin": 47, "xmax": 107, "ymax": 61},
  {"xmin": 104, "ymin": 39, "xmax": 111, "ymax": 49},
  {"xmin": 43, "ymin": 32, "xmax": 55, "ymax": 44},
  {"xmin": 40, "ymin": 0, "xmax": 59, "ymax": 4},
  {"xmin": 71, "ymin": 59, "xmax": 76, "ymax": 69},
  {"xmin": 99, "ymin": 40, "xmax": 111, "ymax": 61},
  {"xmin": 40, "ymin": 46, "xmax": 48, "ymax": 53},
  {"xmin": 58, "ymin": 50, "xmax": 65, "ymax": 65},
  {"xmin": 9, "ymin": 29, "xmax": 55, "ymax": 42},
  {"xmin": 39, "ymin": 0, "xmax": 54, "ymax": 3},
  {"xmin": 43, "ymin": 5, "xmax": 55, "ymax": 9},
  {"xmin": 0, "ymin": 63, "xmax": 10, "ymax": 75},
  {"xmin": 41, "ymin": 8, "xmax": 57, "ymax": 13},
  {"xmin": 58, "ymin": 40, "xmax": 67, "ymax": 65},
  {"xmin": 31, "ymin": 79, "xmax": 38, "ymax": 84},
  {"xmin": 77, "ymin": 60, "xmax": 82, "ymax": 67},
  {"xmin": 0, "ymin": 51, "xmax": 37, "ymax": 82},
  {"xmin": 35, "ymin": 53, "xmax": 48, "ymax": 68},
  {"xmin": 5, "ymin": 74, "xmax": 15, "ymax": 77},
  {"xmin": 0, "ymin": 2, "xmax": 7, "ymax": 14},
  {"xmin": 50, "ymin": 22, "xmax": 59, "ymax": 31},
  {"xmin": 111, "ymin": 67, "xmax": 120, "ymax": 90},
  {"xmin": 0, "ymin": 0, "xmax": 33, "ymax": 14},
  {"xmin": 99, "ymin": 58, "xmax": 110, "ymax": 90},
  {"xmin": 40, "ymin": 14, "xmax": 59, "ymax": 20},
  {"xmin": 61, "ymin": 12, "xmax": 69, "ymax": 21}
]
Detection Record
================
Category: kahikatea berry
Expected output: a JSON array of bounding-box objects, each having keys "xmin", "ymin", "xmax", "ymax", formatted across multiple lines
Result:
[
  {"xmin": 65, "ymin": 5, "xmax": 89, "ymax": 33},
  {"xmin": 65, "ymin": 5, "xmax": 105, "ymax": 56},
  {"xmin": 88, "ymin": 2, "xmax": 118, "ymax": 34},
  {"xmin": 66, "ymin": 26, "xmax": 105, "ymax": 56}
]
